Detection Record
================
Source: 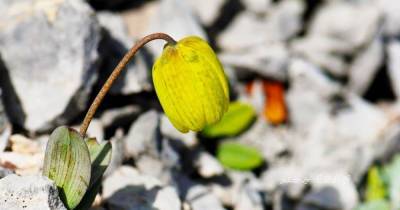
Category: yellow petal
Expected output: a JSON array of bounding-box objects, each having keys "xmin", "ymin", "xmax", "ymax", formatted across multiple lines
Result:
[{"xmin": 152, "ymin": 36, "xmax": 229, "ymax": 133}]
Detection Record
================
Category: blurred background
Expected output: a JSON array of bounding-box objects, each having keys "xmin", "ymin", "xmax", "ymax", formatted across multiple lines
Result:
[{"xmin": 1, "ymin": 0, "xmax": 400, "ymax": 209}]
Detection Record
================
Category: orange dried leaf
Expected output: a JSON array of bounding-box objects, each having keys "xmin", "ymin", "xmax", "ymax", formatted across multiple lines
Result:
[{"xmin": 263, "ymin": 81, "xmax": 287, "ymax": 125}]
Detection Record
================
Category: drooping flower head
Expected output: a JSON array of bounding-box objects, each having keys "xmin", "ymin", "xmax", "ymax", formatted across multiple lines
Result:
[{"xmin": 152, "ymin": 36, "xmax": 229, "ymax": 133}]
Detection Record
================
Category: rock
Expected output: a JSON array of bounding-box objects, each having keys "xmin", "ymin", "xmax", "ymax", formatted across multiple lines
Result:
[
  {"xmin": 85, "ymin": 119, "xmax": 104, "ymax": 142},
  {"xmin": 234, "ymin": 183, "xmax": 263, "ymax": 210},
  {"xmin": 10, "ymin": 135, "xmax": 41, "ymax": 155},
  {"xmin": 97, "ymin": 12, "xmax": 152, "ymax": 95},
  {"xmin": 124, "ymin": 110, "xmax": 159, "ymax": 158},
  {"xmin": 219, "ymin": 43, "xmax": 289, "ymax": 81},
  {"xmin": 104, "ymin": 129, "xmax": 125, "ymax": 177},
  {"xmin": 0, "ymin": 0, "xmax": 100, "ymax": 131},
  {"xmin": 387, "ymin": 40, "xmax": 400, "ymax": 100},
  {"xmin": 348, "ymin": 37, "xmax": 383, "ymax": 95},
  {"xmin": 121, "ymin": 1, "xmax": 160, "ymax": 38},
  {"xmin": 187, "ymin": 0, "xmax": 226, "ymax": 25},
  {"xmin": 103, "ymin": 166, "xmax": 180, "ymax": 210},
  {"xmin": 152, "ymin": 186, "xmax": 181, "ymax": 210},
  {"xmin": 241, "ymin": 0, "xmax": 271, "ymax": 14},
  {"xmin": 299, "ymin": 171, "xmax": 358, "ymax": 210},
  {"xmin": 0, "ymin": 174, "xmax": 66, "ymax": 210},
  {"xmin": 160, "ymin": 114, "xmax": 198, "ymax": 148},
  {"xmin": 146, "ymin": 0, "xmax": 207, "ymax": 56},
  {"xmin": 378, "ymin": 0, "xmax": 400, "ymax": 37},
  {"xmin": 218, "ymin": 0, "xmax": 304, "ymax": 51},
  {"xmin": 100, "ymin": 105, "xmax": 141, "ymax": 129},
  {"xmin": 211, "ymin": 171, "xmax": 262, "ymax": 208},
  {"xmin": 194, "ymin": 151, "xmax": 224, "ymax": 178},
  {"xmin": 187, "ymin": 185, "xmax": 226, "ymax": 210},
  {"xmin": 309, "ymin": 1, "xmax": 381, "ymax": 49},
  {"xmin": 0, "ymin": 89, "xmax": 11, "ymax": 152},
  {"xmin": 0, "ymin": 167, "xmax": 12, "ymax": 179},
  {"xmin": 291, "ymin": 1, "xmax": 381, "ymax": 76},
  {"xmin": 265, "ymin": 0, "xmax": 304, "ymax": 42},
  {"xmin": 218, "ymin": 12, "xmax": 267, "ymax": 52},
  {"xmin": 286, "ymin": 58, "xmax": 341, "ymax": 129},
  {"xmin": 0, "ymin": 151, "xmax": 43, "ymax": 175}
]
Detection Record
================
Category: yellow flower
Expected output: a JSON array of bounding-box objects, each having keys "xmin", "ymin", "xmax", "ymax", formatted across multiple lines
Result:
[{"xmin": 152, "ymin": 36, "xmax": 229, "ymax": 133}]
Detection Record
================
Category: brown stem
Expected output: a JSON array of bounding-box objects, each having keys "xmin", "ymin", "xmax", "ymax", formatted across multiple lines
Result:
[{"xmin": 79, "ymin": 33, "xmax": 176, "ymax": 136}]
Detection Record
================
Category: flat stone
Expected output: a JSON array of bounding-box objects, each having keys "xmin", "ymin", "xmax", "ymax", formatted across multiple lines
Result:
[
  {"xmin": 0, "ymin": 0, "xmax": 100, "ymax": 131},
  {"xmin": 0, "ymin": 174, "xmax": 66, "ymax": 210}
]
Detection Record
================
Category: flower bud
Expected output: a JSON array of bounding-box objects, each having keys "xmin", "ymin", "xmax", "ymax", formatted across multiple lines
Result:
[{"xmin": 153, "ymin": 36, "xmax": 229, "ymax": 133}]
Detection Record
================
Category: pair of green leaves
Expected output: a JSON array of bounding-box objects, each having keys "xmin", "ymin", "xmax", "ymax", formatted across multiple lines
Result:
[
  {"xmin": 43, "ymin": 126, "xmax": 112, "ymax": 210},
  {"xmin": 201, "ymin": 102, "xmax": 263, "ymax": 171}
]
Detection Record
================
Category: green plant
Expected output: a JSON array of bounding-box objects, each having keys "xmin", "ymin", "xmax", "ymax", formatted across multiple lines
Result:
[{"xmin": 43, "ymin": 33, "xmax": 229, "ymax": 209}]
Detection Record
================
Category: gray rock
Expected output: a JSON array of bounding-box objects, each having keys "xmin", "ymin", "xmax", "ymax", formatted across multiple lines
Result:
[
  {"xmin": 187, "ymin": 185, "xmax": 226, "ymax": 210},
  {"xmin": 146, "ymin": 0, "xmax": 208, "ymax": 56},
  {"xmin": 387, "ymin": 40, "xmax": 400, "ymax": 100},
  {"xmin": 234, "ymin": 183, "xmax": 263, "ymax": 210},
  {"xmin": 100, "ymin": 105, "xmax": 142, "ymax": 129},
  {"xmin": 348, "ymin": 37, "xmax": 383, "ymax": 95},
  {"xmin": 286, "ymin": 58, "xmax": 341, "ymax": 129},
  {"xmin": 378, "ymin": 0, "xmax": 400, "ymax": 37},
  {"xmin": 160, "ymin": 114, "xmax": 198, "ymax": 148},
  {"xmin": 124, "ymin": 110, "xmax": 159, "ymax": 158},
  {"xmin": 262, "ymin": 94, "xmax": 399, "ymax": 209},
  {"xmin": 194, "ymin": 151, "xmax": 224, "ymax": 178},
  {"xmin": 291, "ymin": 1, "xmax": 381, "ymax": 76},
  {"xmin": 0, "ymin": 167, "xmax": 12, "ymax": 179},
  {"xmin": 97, "ymin": 12, "xmax": 152, "ymax": 95},
  {"xmin": 217, "ymin": 12, "xmax": 267, "ymax": 52},
  {"xmin": 241, "ymin": 0, "xmax": 272, "ymax": 14},
  {"xmin": 219, "ymin": 43, "xmax": 289, "ymax": 81},
  {"xmin": 103, "ymin": 166, "xmax": 180, "ymax": 210},
  {"xmin": 218, "ymin": 0, "xmax": 304, "ymax": 51},
  {"xmin": 104, "ymin": 129, "xmax": 125, "ymax": 177},
  {"xmin": 0, "ymin": 89, "xmax": 11, "ymax": 152},
  {"xmin": 187, "ymin": 0, "xmax": 226, "ymax": 25},
  {"xmin": 0, "ymin": 0, "xmax": 100, "ymax": 131},
  {"xmin": 0, "ymin": 174, "xmax": 66, "ymax": 210}
]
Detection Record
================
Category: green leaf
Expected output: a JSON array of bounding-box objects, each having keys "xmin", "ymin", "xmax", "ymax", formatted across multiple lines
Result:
[
  {"xmin": 366, "ymin": 166, "xmax": 387, "ymax": 201},
  {"xmin": 383, "ymin": 154, "xmax": 400, "ymax": 209},
  {"xmin": 76, "ymin": 137, "xmax": 112, "ymax": 210},
  {"xmin": 86, "ymin": 138, "xmax": 112, "ymax": 187},
  {"xmin": 202, "ymin": 102, "xmax": 256, "ymax": 138},
  {"xmin": 354, "ymin": 200, "xmax": 391, "ymax": 210},
  {"xmin": 43, "ymin": 126, "xmax": 91, "ymax": 210},
  {"xmin": 217, "ymin": 141, "xmax": 263, "ymax": 170}
]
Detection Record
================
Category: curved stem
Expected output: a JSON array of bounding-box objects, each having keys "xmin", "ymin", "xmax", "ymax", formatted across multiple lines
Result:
[{"xmin": 79, "ymin": 33, "xmax": 176, "ymax": 136}]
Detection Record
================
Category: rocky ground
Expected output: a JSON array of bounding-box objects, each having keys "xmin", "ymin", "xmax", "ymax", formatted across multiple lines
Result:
[{"xmin": 1, "ymin": 0, "xmax": 400, "ymax": 209}]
